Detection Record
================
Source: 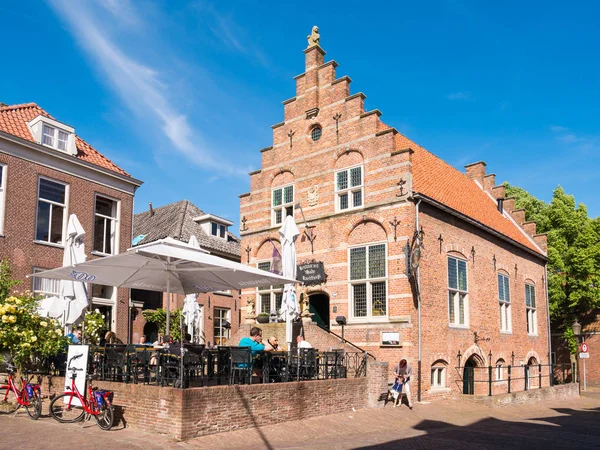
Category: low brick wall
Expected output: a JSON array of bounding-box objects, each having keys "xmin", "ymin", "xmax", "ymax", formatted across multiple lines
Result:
[
  {"xmin": 463, "ymin": 383, "xmax": 579, "ymax": 407},
  {"xmin": 39, "ymin": 363, "xmax": 385, "ymax": 440}
]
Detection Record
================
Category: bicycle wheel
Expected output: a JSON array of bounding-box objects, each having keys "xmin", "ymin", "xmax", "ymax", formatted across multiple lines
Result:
[
  {"xmin": 94, "ymin": 403, "xmax": 114, "ymax": 430},
  {"xmin": 24, "ymin": 392, "xmax": 42, "ymax": 420},
  {"xmin": 49, "ymin": 394, "xmax": 85, "ymax": 423}
]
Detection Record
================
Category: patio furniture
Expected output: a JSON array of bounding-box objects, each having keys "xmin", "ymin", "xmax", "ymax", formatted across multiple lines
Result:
[{"xmin": 229, "ymin": 347, "xmax": 253, "ymax": 385}]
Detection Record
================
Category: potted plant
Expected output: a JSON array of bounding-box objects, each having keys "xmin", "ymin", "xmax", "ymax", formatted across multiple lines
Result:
[{"xmin": 256, "ymin": 313, "xmax": 269, "ymax": 324}]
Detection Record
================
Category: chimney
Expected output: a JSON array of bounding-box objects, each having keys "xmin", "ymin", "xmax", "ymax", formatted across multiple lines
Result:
[
  {"xmin": 465, "ymin": 161, "xmax": 487, "ymax": 186},
  {"xmin": 497, "ymin": 198, "xmax": 504, "ymax": 214},
  {"xmin": 149, "ymin": 202, "xmax": 154, "ymax": 216}
]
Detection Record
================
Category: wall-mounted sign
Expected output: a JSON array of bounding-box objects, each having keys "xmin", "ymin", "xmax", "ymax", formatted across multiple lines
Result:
[
  {"xmin": 381, "ymin": 331, "xmax": 401, "ymax": 346},
  {"xmin": 297, "ymin": 261, "xmax": 327, "ymax": 286}
]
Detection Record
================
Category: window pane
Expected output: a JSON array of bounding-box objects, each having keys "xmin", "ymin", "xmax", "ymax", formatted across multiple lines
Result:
[
  {"xmin": 350, "ymin": 166, "xmax": 362, "ymax": 187},
  {"xmin": 458, "ymin": 259, "xmax": 467, "ymax": 291},
  {"xmin": 50, "ymin": 205, "xmax": 64, "ymax": 243},
  {"xmin": 285, "ymin": 205, "xmax": 293, "ymax": 218},
  {"xmin": 274, "ymin": 209, "xmax": 282, "ymax": 224},
  {"xmin": 211, "ymin": 222, "xmax": 218, "ymax": 236},
  {"xmin": 498, "ymin": 274, "xmax": 505, "ymax": 301},
  {"xmin": 371, "ymin": 281, "xmax": 386, "ymax": 316},
  {"xmin": 459, "ymin": 293, "xmax": 465, "ymax": 324},
  {"xmin": 57, "ymin": 130, "xmax": 68, "ymax": 150},
  {"xmin": 504, "ymin": 276, "xmax": 510, "ymax": 302},
  {"xmin": 368, "ymin": 244, "xmax": 386, "ymax": 278},
  {"xmin": 352, "ymin": 189, "xmax": 362, "ymax": 207},
  {"xmin": 283, "ymin": 185, "xmax": 294, "ymax": 204},
  {"xmin": 42, "ymin": 125, "xmax": 55, "ymax": 146},
  {"xmin": 337, "ymin": 170, "xmax": 348, "ymax": 190},
  {"xmin": 339, "ymin": 193, "xmax": 348, "ymax": 210},
  {"xmin": 96, "ymin": 196, "xmax": 115, "ymax": 217},
  {"xmin": 530, "ymin": 285, "xmax": 536, "ymax": 308},
  {"xmin": 353, "ymin": 283, "xmax": 367, "ymax": 317},
  {"xmin": 39, "ymin": 179, "xmax": 65, "ymax": 204},
  {"xmin": 0, "ymin": 166, "xmax": 3, "ymax": 187},
  {"xmin": 93, "ymin": 216, "xmax": 105, "ymax": 252},
  {"xmin": 258, "ymin": 262, "xmax": 271, "ymax": 272},
  {"xmin": 220, "ymin": 225, "xmax": 226, "ymax": 238},
  {"xmin": 449, "ymin": 291, "xmax": 455, "ymax": 323},
  {"xmin": 272, "ymin": 189, "xmax": 282, "ymax": 207},
  {"xmin": 448, "ymin": 258, "xmax": 457, "ymax": 289},
  {"xmin": 104, "ymin": 217, "xmax": 112, "ymax": 254},
  {"xmin": 350, "ymin": 247, "xmax": 366, "ymax": 280},
  {"xmin": 260, "ymin": 293, "xmax": 271, "ymax": 314},
  {"xmin": 275, "ymin": 292, "xmax": 283, "ymax": 311},
  {"xmin": 36, "ymin": 201, "xmax": 50, "ymax": 241}
]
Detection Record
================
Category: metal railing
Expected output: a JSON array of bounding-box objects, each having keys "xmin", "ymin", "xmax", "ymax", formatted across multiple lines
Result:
[{"xmin": 456, "ymin": 363, "xmax": 575, "ymax": 396}]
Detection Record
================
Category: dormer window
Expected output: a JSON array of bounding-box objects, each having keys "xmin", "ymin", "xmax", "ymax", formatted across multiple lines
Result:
[
  {"xmin": 27, "ymin": 115, "xmax": 77, "ymax": 155},
  {"xmin": 211, "ymin": 222, "xmax": 227, "ymax": 239}
]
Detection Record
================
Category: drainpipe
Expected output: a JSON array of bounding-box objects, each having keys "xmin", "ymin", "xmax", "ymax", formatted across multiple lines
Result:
[
  {"xmin": 545, "ymin": 263, "xmax": 552, "ymax": 367},
  {"xmin": 415, "ymin": 199, "xmax": 422, "ymax": 403}
]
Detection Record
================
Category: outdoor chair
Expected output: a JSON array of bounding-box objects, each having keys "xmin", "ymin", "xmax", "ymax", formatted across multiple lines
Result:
[
  {"xmin": 104, "ymin": 345, "xmax": 126, "ymax": 382},
  {"xmin": 298, "ymin": 348, "xmax": 318, "ymax": 380},
  {"xmin": 130, "ymin": 347, "xmax": 153, "ymax": 384},
  {"xmin": 228, "ymin": 346, "xmax": 252, "ymax": 385},
  {"xmin": 216, "ymin": 346, "xmax": 231, "ymax": 385}
]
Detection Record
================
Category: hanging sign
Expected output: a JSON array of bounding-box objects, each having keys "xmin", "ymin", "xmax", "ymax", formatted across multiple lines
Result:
[{"xmin": 297, "ymin": 261, "xmax": 327, "ymax": 286}]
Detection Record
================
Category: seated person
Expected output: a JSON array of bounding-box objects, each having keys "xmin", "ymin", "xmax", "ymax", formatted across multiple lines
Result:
[
  {"xmin": 152, "ymin": 332, "xmax": 165, "ymax": 347},
  {"xmin": 238, "ymin": 327, "xmax": 268, "ymax": 355},
  {"xmin": 67, "ymin": 328, "xmax": 82, "ymax": 344},
  {"xmin": 264, "ymin": 336, "xmax": 284, "ymax": 352},
  {"xmin": 183, "ymin": 333, "xmax": 192, "ymax": 344},
  {"xmin": 137, "ymin": 335, "xmax": 151, "ymax": 345},
  {"xmin": 104, "ymin": 331, "xmax": 118, "ymax": 345},
  {"xmin": 296, "ymin": 335, "xmax": 313, "ymax": 349}
]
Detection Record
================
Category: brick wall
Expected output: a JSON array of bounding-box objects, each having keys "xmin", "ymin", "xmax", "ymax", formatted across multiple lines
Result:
[
  {"xmin": 0, "ymin": 149, "xmax": 136, "ymax": 341},
  {"xmin": 40, "ymin": 361, "xmax": 386, "ymax": 440}
]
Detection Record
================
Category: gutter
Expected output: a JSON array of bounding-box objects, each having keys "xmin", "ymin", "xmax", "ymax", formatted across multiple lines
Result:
[{"xmin": 413, "ymin": 193, "xmax": 547, "ymax": 261}]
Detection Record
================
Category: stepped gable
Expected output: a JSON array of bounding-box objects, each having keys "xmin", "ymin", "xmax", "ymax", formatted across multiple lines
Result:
[
  {"xmin": 393, "ymin": 132, "xmax": 545, "ymax": 256},
  {"xmin": 133, "ymin": 200, "xmax": 241, "ymax": 257},
  {"xmin": 0, "ymin": 102, "xmax": 129, "ymax": 176}
]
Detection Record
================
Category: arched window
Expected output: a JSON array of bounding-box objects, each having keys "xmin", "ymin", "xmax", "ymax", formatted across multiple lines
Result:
[
  {"xmin": 431, "ymin": 360, "xmax": 448, "ymax": 388},
  {"xmin": 447, "ymin": 255, "xmax": 468, "ymax": 327},
  {"xmin": 498, "ymin": 272, "xmax": 511, "ymax": 333},
  {"xmin": 525, "ymin": 282, "xmax": 537, "ymax": 335},
  {"xmin": 335, "ymin": 164, "xmax": 363, "ymax": 211},
  {"xmin": 495, "ymin": 358, "xmax": 506, "ymax": 381}
]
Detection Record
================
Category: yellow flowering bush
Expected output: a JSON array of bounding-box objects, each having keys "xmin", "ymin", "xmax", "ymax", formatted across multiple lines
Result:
[
  {"xmin": 0, "ymin": 261, "xmax": 68, "ymax": 369},
  {"xmin": 83, "ymin": 310, "xmax": 106, "ymax": 345}
]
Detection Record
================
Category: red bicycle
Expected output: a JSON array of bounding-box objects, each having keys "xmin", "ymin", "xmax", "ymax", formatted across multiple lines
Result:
[
  {"xmin": 0, "ymin": 363, "xmax": 42, "ymax": 420},
  {"xmin": 49, "ymin": 353, "xmax": 114, "ymax": 430}
]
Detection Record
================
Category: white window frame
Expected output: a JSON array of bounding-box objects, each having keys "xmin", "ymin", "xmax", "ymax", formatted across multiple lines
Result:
[
  {"xmin": 447, "ymin": 256, "xmax": 469, "ymax": 328},
  {"xmin": 42, "ymin": 123, "xmax": 69, "ymax": 152},
  {"xmin": 498, "ymin": 273, "xmax": 512, "ymax": 333},
  {"xmin": 32, "ymin": 267, "xmax": 61, "ymax": 298},
  {"xmin": 431, "ymin": 365, "xmax": 446, "ymax": 388},
  {"xmin": 0, "ymin": 164, "xmax": 6, "ymax": 235},
  {"xmin": 256, "ymin": 261, "xmax": 283, "ymax": 314},
  {"xmin": 526, "ymin": 283, "xmax": 537, "ymax": 335},
  {"xmin": 35, "ymin": 176, "xmax": 68, "ymax": 246},
  {"xmin": 93, "ymin": 194, "xmax": 120, "ymax": 256},
  {"xmin": 335, "ymin": 164, "xmax": 364, "ymax": 212},
  {"xmin": 348, "ymin": 242, "xmax": 388, "ymax": 322},
  {"xmin": 271, "ymin": 184, "xmax": 294, "ymax": 226},
  {"xmin": 91, "ymin": 284, "xmax": 116, "ymax": 332},
  {"xmin": 214, "ymin": 307, "xmax": 230, "ymax": 345},
  {"xmin": 210, "ymin": 221, "xmax": 227, "ymax": 239},
  {"xmin": 495, "ymin": 361, "xmax": 505, "ymax": 381}
]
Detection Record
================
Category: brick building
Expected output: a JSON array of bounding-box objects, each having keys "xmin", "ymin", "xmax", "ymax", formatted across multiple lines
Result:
[
  {"xmin": 0, "ymin": 102, "xmax": 142, "ymax": 340},
  {"xmin": 131, "ymin": 200, "xmax": 241, "ymax": 345},
  {"xmin": 239, "ymin": 32, "xmax": 550, "ymax": 399}
]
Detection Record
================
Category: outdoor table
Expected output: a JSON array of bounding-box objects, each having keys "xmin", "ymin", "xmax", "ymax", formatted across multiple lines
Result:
[{"xmin": 261, "ymin": 351, "xmax": 288, "ymax": 383}]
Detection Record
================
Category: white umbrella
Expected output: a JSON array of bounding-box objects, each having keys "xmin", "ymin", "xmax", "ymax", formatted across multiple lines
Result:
[
  {"xmin": 278, "ymin": 215, "xmax": 300, "ymax": 350},
  {"xmin": 182, "ymin": 236, "xmax": 203, "ymax": 343},
  {"xmin": 38, "ymin": 214, "xmax": 88, "ymax": 325},
  {"xmin": 30, "ymin": 237, "xmax": 296, "ymax": 336}
]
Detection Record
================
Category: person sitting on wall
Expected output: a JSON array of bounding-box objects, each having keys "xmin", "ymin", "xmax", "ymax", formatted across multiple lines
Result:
[{"xmin": 239, "ymin": 327, "xmax": 268, "ymax": 355}]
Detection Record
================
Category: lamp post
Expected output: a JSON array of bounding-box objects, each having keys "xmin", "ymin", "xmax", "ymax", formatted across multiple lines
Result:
[
  {"xmin": 572, "ymin": 320, "xmax": 582, "ymax": 394},
  {"xmin": 336, "ymin": 316, "xmax": 347, "ymax": 344}
]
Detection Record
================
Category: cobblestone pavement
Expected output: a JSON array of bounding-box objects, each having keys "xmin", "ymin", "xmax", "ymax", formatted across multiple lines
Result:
[{"xmin": 1, "ymin": 392, "xmax": 599, "ymax": 450}]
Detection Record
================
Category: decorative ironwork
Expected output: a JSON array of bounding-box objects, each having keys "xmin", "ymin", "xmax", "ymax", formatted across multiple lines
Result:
[
  {"xmin": 333, "ymin": 112, "xmax": 342, "ymax": 135},
  {"xmin": 492, "ymin": 254, "xmax": 497, "ymax": 270},
  {"xmin": 406, "ymin": 228, "xmax": 424, "ymax": 280},
  {"xmin": 288, "ymin": 129, "xmax": 295, "ymax": 148},
  {"xmin": 303, "ymin": 227, "xmax": 317, "ymax": 254},
  {"xmin": 438, "ymin": 234, "xmax": 444, "ymax": 253},
  {"xmin": 457, "ymin": 350, "xmax": 462, "ymax": 367},
  {"xmin": 396, "ymin": 178, "xmax": 407, "ymax": 197},
  {"xmin": 471, "ymin": 246, "xmax": 476, "ymax": 265},
  {"xmin": 245, "ymin": 245, "xmax": 252, "ymax": 263},
  {"xmin": 389, "ymin": 217, "xmax": 400, "ymax": 242},
  {"xmin": 515, "ymin": 263, "xmax": 518, "ymax": 276},
  {"xmin": 240, "ymin": 216, "xmax": 248, "ymax": 232},
  {"xmin": 474, "ymin": 331, "xmax": 490, "ymax": 345},
  {"xmin": 511, "ymin": 351, "xmax": 515, "ymax": 366}
]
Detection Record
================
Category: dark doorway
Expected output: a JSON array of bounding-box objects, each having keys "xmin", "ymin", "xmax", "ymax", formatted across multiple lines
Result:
[
  {"xmin": 309, "ymin": 293, "xmax": 330, "ymax": 330},
  {"xmin": 143, "ymin": 322, "xmax": 159, "ymax": 344},
  {"xmin": 463, "ymin": 356, "xmax": 477, "ymax": 395}
]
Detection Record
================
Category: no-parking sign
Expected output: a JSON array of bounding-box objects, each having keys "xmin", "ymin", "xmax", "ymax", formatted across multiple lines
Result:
[{"xmin": 581, "ymin": 342, "xmax": 589, "ymax": 353}]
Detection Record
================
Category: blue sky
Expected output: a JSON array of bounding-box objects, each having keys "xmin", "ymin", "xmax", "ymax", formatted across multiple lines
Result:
[{"xmin": 2, "ymin": 0, "xmax": 598, "ymax": 231}]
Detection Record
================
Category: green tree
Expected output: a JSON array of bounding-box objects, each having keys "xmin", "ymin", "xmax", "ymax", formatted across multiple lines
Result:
[{"xmin": 504, "ymin": 184, "xmax": 600, "ymax": 348}]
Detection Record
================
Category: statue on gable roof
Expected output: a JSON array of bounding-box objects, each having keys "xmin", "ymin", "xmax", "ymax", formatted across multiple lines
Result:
[{"xmin": 307, "ymin": 26, "xmax": 320, "ymax": 48}]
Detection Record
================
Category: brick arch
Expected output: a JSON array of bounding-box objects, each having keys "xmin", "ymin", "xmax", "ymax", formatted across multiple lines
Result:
[
  {"xmin": 496, "ymin": 262, "xmax": 510, "ymax": 274},
  {"xmin": 332, "ymin": 147, "xmax": 365, "ymax": 168},
  {"xmin": 525, "ymin": 350, "xmax": 541, "ymax": 365},
  {"xmin": 497, "ymin": 268, "xmax": 510, "ymax": 277},
  {"xmin": 334, "ymin": 148, "xmax": 364, "ymax": 170},
  {"xmin": 270, "ymin": 167, "xmax": 295, "ymax": 186},
  {"xmin": 254, "ymin": 236, "xmax": 281, "ymax": 260},
  {"xmin": 306, "ymin": 287, "xmax": 331, "ymax": 297},
  {"xmin": 446, "ymin": 245, "xmax": 469, "ymax": 261},
  {"xmin": 462, "ymin": 344, "xmax": 487, "ymax": 367},
  {"xmin": 306, "ymin": 122, "xmax": 323, "ymax": 133},
  {"xmin": 345, "ymin": 215, "xmax": 388, "ymax": 241}
]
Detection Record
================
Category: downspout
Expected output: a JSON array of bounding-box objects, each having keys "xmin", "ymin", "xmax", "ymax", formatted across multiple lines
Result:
[
  {"xmin": 545, "ymin": 263, "xmax": 552, "ymax": 366},
  {"xmin": 128, "ymin": 188, "xmax": 137, "ymax": 344},
  {"xmin": 415, "ymin": 199, "xmax": 422, "ymax": 403}
]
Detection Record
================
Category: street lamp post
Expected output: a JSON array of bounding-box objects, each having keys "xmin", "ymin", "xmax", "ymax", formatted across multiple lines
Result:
[{"xmin": 572, "ymin": 320, "xmax": 582, "ymax": 394}]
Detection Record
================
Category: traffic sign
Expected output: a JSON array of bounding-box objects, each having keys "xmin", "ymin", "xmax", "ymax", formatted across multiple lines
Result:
[
  {"xmin": 580, "ymin": 352, "xmax": 590, "ymax": 359},
  {"xmin": 581, "ymin": 342, "xmax": 589, "ymax": 353}
]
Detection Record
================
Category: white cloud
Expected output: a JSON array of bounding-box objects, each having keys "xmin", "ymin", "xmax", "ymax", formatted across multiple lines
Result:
[
  {"xmin": 550, "ymin": 125, "xmax": 568, "ymax": 132},
  {"xmin": 47, "ymin": 0, "xmax": 246, "ymax": 175},
  {"xmin": 447, "ymin": 92, "xmax": 472, "ymax": 100}
]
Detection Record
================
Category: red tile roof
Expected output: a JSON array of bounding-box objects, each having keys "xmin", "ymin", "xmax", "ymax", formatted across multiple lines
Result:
[
  {"xmin": 0, "ymin": 103, "xmax": 129, "ymax": 176},
  {"xmin": 393, "ymin": 132, "xmax": 544, "ymax": 256}
]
